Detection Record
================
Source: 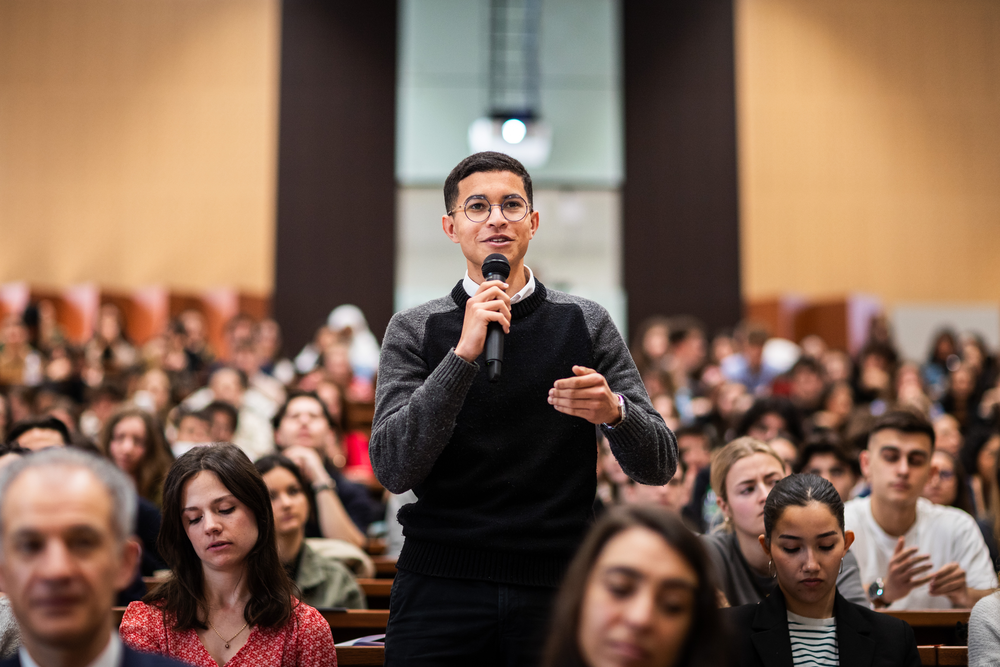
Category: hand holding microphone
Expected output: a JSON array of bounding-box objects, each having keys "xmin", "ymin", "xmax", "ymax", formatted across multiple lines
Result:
[
  {"xmin": 454, "ymin": 254, "xmax": 511, "ymax": 377},
  {"xmin": 482, "ymin": 254, "xmax": 511, "ymax": 382}
]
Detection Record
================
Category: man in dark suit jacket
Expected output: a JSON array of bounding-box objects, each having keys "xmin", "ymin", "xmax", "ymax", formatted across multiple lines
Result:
[
  {"xmin": 724, "ymin": 588, "xmax": 921, "ymax": 667},
  {"xmin": 0, "ymin": 448, "xmax": 188, "ymax": 667}
]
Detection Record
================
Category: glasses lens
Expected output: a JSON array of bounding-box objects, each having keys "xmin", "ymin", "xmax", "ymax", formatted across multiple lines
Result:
[
  {"xmin": 501, "ymin": 197, "xmax": 528, "ymax": 222},
  {"xmin": 463, "ymin": 196, "xmax": 491, "ymax": 222}
]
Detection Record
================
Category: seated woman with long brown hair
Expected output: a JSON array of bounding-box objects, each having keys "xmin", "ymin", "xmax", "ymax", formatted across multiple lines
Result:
[
  {"xmin": 100, "ymin": 407, "xmax": 173, "ymax": 507},
  {"xmin": 119, "ymin": 443, "xmax": 336, "ymax": 667}
]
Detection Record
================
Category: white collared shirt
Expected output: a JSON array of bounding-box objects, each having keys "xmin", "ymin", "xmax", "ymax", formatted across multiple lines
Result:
[
  {"xmin": 463, "ymin": 266, "xmax": 535, "ymax": 304},
  {"xmin": 20, "ymin": 633, "xmax": 122, "ymax": 667}
]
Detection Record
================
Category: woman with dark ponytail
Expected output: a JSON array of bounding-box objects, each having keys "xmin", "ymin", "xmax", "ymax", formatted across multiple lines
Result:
[{"xmin": 724, "ymin": 474, "xmax": 920, "ymax": 667}]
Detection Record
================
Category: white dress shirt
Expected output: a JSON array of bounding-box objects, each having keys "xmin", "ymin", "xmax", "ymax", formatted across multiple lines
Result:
[
  {"xmin": 20, "ymin": 632, "xmax": 122, "ymax": 667},
  {"xmin": 463, "ymin": 266, "xmax": 536, "ymax": 304}
]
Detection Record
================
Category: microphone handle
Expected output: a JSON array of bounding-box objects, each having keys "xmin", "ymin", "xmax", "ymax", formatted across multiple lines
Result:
[{"xmin": 484, "ymin": 271, "xmax": 507, "ymax": 382}]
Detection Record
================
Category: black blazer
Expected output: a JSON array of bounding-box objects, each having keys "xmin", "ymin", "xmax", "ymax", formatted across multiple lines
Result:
[
  {"xmin": 723, "ymin": 588, "xmax": 921, "ymax": 667},
  {"xmin": 0, "ymin": 645, "xmax": 189, "ymax": 667}
]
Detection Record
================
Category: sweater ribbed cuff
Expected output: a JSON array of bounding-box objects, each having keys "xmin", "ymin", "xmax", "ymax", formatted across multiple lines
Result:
[{"xmin": 430, "ymin": 348, "xmax": 479, "ymax": 395}]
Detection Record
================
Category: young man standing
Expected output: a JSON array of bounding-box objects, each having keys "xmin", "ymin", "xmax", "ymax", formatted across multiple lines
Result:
[
  {"xmin": 846, "ymin": 410, "xmax": 997, "ymax": 610},
  {"xmin": 371, "ymin": 152, "xmax": 676, "ymax": 665}
]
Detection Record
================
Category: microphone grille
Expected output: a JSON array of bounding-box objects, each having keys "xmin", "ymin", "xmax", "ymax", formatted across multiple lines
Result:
[{"xmin": 481, "ymin": 253, "xmax": 511, "ymax": 280}]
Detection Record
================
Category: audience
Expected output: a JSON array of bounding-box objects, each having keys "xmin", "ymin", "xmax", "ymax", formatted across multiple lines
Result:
[
  {"xmin": 255, "ymin": 454, "xmax": 367, "ymax": 609},
  {"xmin": 846, "ymin": 410, "xmax": 997, "ymax": 609},
  {"xmin": 5, "ymin": 298, "xmax": 1000, "ymax": 659},
  {"xmin": 701, "ymin": 437, "xmax": 867, "ymax": 607},
  {"xmin": 541, "ymin": 505, "xmax": 727, "ymax": 667},
  {"xmin": 119, "ymin": 444, "xmax": 336, "ymax": 666},
  {"xmin": 725, "ymin": 474, "xmax": 920, "ymax": 667},
  {"xmin": 272, "ymin": 391, "xmax": 378, "ymax": 545}
]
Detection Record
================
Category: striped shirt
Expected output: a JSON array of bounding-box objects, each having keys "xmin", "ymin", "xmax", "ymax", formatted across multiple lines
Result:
[{"xmin": 787, "ymin": 610, "xmax": 839, "ymax": 667}]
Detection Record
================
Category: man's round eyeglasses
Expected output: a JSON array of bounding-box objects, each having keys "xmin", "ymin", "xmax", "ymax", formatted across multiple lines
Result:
[{"xmin": 448, "ymin": 195, "xmax": 529, "ymax": 223}]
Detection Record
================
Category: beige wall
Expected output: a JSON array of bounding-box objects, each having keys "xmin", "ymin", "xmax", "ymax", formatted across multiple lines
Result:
[
  {"xmin": 737, "ymin": 0, "xmax": 1000, "ymax": 305},
  {"xmin": 0, "ymin": 0, "xmax": 279, "ymax": 295}
]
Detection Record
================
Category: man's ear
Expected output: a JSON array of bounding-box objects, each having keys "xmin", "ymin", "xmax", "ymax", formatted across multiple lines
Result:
[
  {"xmin": 527, "ymin": 209, "xmax": 539, "ymax": 239},
  {"xmin": 442, "ymin": 214, "xmax": 460, "ymax": 244},
  {"xmin": 859, "ymin": 449, "xmax": 871, "ymax": 479},
  {"xmin": 114, "ymin": 538, "xmax": 142, "ymax": 593}
]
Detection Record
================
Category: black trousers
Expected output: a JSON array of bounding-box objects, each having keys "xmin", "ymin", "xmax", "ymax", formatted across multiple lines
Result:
[{"xmin": 384, "ymin": 568, "xmax": 557, "ymax": 667}]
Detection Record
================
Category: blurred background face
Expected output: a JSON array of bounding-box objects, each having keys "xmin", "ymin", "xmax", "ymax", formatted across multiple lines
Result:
[
  {"xmin": 976, "ymin": 435, "xmax": 1000, "ymax": 481},
  {"xmin": 209, "ymin": 369, "xmax": 243, "ymax": 405},
  {"xmin": 109, "ymin": 416, "xmax": 147, "ymax": 476},
  {"xmin": 802, "ymin": 453, "xmax": 856, "ymax": 502},
  {"xmin": 676, "ymin": 434, "xmax": 711, "ymax": 475},
  {"xmin": 277, "ymin": 397, "xmax": 330, "ymax": 451},
  {"xmin": 721, "ymin": 453, "xmax": 786, "ymax": 538},
  {"xmin": 209, "ymin": 411, "xmax": 236, "ymax": 443},
  {"xmin": 642, "ymin": 325, "xmax": 669, "ymax": 360},
  {"xmin": 621, "ymin": 468, "xmax": 689, "ymax": 512},
  {"xmin": 262, "ymin": 466, "xmax": 309, "ymax": 537},
  {"xmin": 747, "ymin": 412, "xmax": 785, "ymax": 442},
  {"xmin": 577, "ymin": 527, "xmax": 697, "ymax": 667},
  {"xmin": 767, "ymin": 437, "xmax": 798, "ymax": 473},
  {"xmin": 922, "ymin": 451, "xmax": 958, "ymax": 507},
  {"xmin": 176, "ymin": 415, "xmax": 211, "ymax": 444},
  {"xmin": 932, "ymin": 415, "xmax": 963, "ymax": 457}
]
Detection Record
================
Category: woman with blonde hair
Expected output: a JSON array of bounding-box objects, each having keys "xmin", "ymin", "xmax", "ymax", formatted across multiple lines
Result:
[{"xmin": 700, "ymin": 437, "xmax": 867, "ymax": 606}]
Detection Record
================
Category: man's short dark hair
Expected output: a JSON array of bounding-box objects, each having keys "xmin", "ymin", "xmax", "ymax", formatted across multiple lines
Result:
[
  {"xmin": 443, "ymin": 151, "xmax": 533, "ymax": 214},
  {"xmin": 868, "ymin": 409, "xmax": 935, "ymax": 450},
  {"xmin": 5, "ymin": 416, "xmax": 72, "ymax": 447},
  {"xmin": 174, "ymin": 406, "xmax": 212, "ymax": 429},
  {"xmin": 674, "ymin": 424, "xmax": 715, "ymax": 449},
  {"xmin": 791, "ymin": 356, "xmax": 823, "ymax": 376},
  {"xmin": 271, "ymin": 390, "xmax": 338, "ymax": 434},
  {"xmin": 204, "ymin": 400, "xmax": 239, "ymax": 432},
  {"xmin": 667, "ymin": 315, "xmax": 705, "ymax": 346},
  {"xmin": 794, "ymin": 431, "xmax": 860, "ymax": 476}
]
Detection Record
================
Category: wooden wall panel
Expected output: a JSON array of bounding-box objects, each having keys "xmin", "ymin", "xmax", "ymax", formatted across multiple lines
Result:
[
  {"xmin": 623, "ymin": 0, "xmax": 742, "ymax": 336},
  {"xmin": 737, "ymin": 0, "xmax": 1000, "ymax": 306},
  {"xmin": 274, "ymin": 1, "xmax": 397, "ymax": 351},
  {"xmin": 0, "ymin": 0, "xmax": 279, "ymax": 295}
]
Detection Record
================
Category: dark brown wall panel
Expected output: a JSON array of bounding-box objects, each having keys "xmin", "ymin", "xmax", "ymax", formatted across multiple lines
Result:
[
  {"xmin": 275, "ymin": 1, "xmax": 397, "ymax": 353},
  {"xmin": 623, "ymin": 0, "xmax": 741, "ymax": 337}
]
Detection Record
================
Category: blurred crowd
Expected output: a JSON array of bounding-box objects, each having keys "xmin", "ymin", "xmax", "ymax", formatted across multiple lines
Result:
[{"xmin": 597, "ymin": 313, "xmax": 1000, "ymax": 567}]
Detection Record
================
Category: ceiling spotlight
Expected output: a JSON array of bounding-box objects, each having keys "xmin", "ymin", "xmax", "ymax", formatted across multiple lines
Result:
[{"xmin": 501, "ymin": 119, "xmax": 527, "ymax": 144}]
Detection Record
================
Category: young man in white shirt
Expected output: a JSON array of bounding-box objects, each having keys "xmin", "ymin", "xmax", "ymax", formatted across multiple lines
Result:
[{"xmin": 846, "ymin": 410, "xmax": 998, "ymax": 610}]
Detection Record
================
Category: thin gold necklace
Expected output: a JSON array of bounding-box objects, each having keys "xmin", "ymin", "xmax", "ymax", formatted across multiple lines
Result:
[{"xmin": 208, "ymin": 618, "xmax": 249, "ymax": 649}]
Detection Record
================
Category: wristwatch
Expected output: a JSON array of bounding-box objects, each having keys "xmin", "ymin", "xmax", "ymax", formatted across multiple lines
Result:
[
  {"xmin": 603, "ymin": 394, "xmax": 626, "ymax": 429},
  {"xmin": 313, "ymin": 479, "xmax": 337, "ymax": 494},
  {"xmin": 868, "ymin": 578, "xmax": 888, "ymax": 607}
]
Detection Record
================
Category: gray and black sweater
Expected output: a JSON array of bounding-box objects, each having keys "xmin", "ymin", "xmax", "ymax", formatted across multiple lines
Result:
[{"xmin": 370, "ymin": 280, "xmax": 676, "ymax": 587}]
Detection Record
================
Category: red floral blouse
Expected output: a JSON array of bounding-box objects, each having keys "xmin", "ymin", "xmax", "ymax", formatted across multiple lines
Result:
[{"xmin": 120, "ymin": 599, "xmax": 337, "ymax": 667}]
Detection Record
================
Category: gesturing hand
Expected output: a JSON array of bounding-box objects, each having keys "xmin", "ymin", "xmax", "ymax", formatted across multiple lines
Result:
[
  {"xmin": 454, "ymin": 280, "xmax": 510, "ymax": 363},
  {"xmin": 548, "ymin": 365, "xmax": 621, "ymax": 426},
  {"xmin": 928, "ymin": 562, "xmax": 970, "ymax": 607},
  {"xmin": 282, "ymin": 446, "xmax": 332, "ymax": 486},
  {"xmin": 882, "ymin": 536, "xmax": 934, "ymax": 604}
]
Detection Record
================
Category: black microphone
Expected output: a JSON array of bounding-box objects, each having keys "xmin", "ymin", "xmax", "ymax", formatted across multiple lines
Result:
[{"xmin": 482, "ymin": 253, "xmax": 511, "ymax": 383}]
